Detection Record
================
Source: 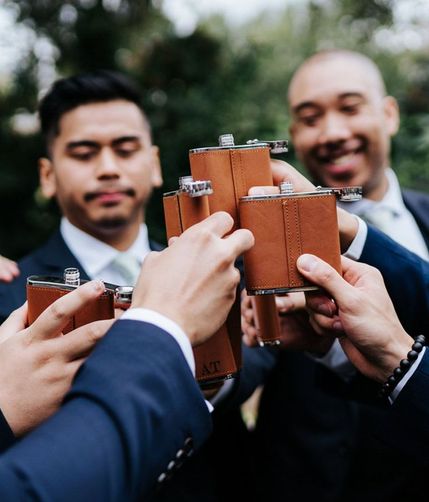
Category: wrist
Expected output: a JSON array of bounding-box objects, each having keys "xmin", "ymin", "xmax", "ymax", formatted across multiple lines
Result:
[
  {"xmin": 377, "ymin": 336, "xmax": 413, "ymax": 382},
  {"xmin": 378, "ymin": 332, "xmax": 414, "ymax": 381},
  {"xmin": 337, "ymin": 208, "xmax": 359, "ymax": 252},
  {"xmin": 379, "ymin": 334, "xmax": 425, "ymax": 398}
]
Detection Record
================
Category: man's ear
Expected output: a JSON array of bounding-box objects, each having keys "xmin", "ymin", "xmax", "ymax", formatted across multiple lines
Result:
[
  {"xmin": 38, "ymin": 157, "xmax": 57, "ymax": 199},
  {"xmin": 150, "ymin": 145, "xmax": 163, "ymax": 188},
  {"xmin": 383, "ymin": 96, "xmax": 400, "ymax": 137}
]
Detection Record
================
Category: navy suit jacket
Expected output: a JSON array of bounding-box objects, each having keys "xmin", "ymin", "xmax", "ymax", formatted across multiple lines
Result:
[
  {"xmin": 380, "ymin": 349, "xmax": 429, "ymax": 461},
  {"xmin": 0, "ymin": 319, "xmax": 211, "ymax": 501}
]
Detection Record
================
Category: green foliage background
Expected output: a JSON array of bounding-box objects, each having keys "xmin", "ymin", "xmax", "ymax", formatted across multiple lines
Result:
[{"xmin": 1, "ymin": 0, "xmax": 429, "ymax": 256}]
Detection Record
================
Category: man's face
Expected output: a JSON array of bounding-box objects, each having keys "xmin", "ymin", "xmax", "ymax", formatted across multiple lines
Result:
[
  {"xmin": 289, "ymin": 57, "xmax": 399, "ymax": 199},
  {"xmin": 39, "ymin": 100, "xmax": 162, "ymax": 236}
]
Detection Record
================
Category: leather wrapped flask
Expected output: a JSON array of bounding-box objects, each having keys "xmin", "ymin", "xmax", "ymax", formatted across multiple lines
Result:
[
  {"xmin": 188, "ymin": 134, "xmax": 287, "ymax": 231},
  {"xmin": 239, "ymin": 184, "xmax": 362, "ymax": 295},
  {"xmin": 26, "ymin": 268, "xmax": 122, "ymax": 333},
  {"xmin": 163, "ymin": 176, "xmax": 242, "ymax": 386},
  {"xmin": 189, "ymin": 134, "xmax": 289, "ymax": 345}
]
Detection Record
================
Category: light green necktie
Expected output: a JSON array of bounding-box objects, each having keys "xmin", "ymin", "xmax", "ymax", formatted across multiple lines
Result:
[
  {"xmin": 361, "ymin": 206, "xmax": 396, "ymax": 234},
  {"xmin": 111, "ymin": 252, "xmax": 141, "ymax": 285}
]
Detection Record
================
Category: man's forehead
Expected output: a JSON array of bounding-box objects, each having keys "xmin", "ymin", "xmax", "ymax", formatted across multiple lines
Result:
[
  {"xmin": 289, "ymin": 56, "xmax": 384, "ymax": 107},
  {"xmin": 57, "ymin": 100, "xmax": 150, "ymax": 141}
]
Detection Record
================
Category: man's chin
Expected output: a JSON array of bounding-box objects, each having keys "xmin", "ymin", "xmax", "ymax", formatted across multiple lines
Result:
[{"xmin": 94, "ymin": 217, "xmax": 129, "ymax": 232}]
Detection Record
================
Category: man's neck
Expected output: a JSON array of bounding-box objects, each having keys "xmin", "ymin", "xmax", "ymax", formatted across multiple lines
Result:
[
  {"xmin": 364, "ymin": 169, "xmax": 389, "ymax": 202},
  {"xmin": 68, "ymin": 218, "xmax": 143, "ymax": 251},
  {"xmin": 96, "ymin": 225, "xmax": 141, "ymax": 251}
]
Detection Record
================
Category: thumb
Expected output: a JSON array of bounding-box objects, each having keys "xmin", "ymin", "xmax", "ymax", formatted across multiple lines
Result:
[
  {"xmin": 296, "ymin": 254, "xmax": 355, "ymax": 309},
  {"xmin": 0, "ymin": 303, "xmax": 28, "ymax": 342}
]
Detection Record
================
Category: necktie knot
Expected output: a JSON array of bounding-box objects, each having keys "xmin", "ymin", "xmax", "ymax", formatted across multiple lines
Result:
[
  {"xmin": 111, "ymin": 252, "xmax": 141, "ymax": 285},
  {"xmin": 361, "ymin": 206, "xmax": 397, "ymax": 233}
]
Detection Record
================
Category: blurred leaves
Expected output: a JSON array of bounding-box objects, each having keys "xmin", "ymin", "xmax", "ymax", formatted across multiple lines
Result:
[{"xmin": 1, "ymin": 0, "xmax": 429, "ymax": 254}]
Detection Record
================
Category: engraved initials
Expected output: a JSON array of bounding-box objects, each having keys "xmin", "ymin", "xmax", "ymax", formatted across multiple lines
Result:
[{"xmin": 201, "ymin": 360, "xmax": 221, "ymax": 375}]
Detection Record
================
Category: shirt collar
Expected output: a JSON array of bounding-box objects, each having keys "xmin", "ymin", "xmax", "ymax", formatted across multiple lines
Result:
[
  {"xmin": 60, "ymin": 218, "xmax": 151, "ymax": 279},
  {"xmin": 338, "ymin": 168, "xmax": 406, "ymax": 217}
]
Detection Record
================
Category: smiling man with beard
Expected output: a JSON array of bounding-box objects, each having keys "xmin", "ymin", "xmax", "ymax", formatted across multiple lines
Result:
[
  {"xmin": 252, "ymin": 50, "xmax": 429, "ymax": 502},
  {"xmin": 0, "ymin": 71, "xmax": 163, "ymax": 323},
  {"xmin": 288, "ymin": 49, "xmax": 429, "ymax": 257}
]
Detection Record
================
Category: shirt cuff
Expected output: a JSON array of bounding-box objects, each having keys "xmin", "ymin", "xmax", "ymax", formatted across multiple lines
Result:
[
  {"xmin": 121, "ymin": 308, "xmax": 195, "ymax": 376},
  {"xmin": 343, "ymin": 216, "xmax": 368, "ymax": 261},
  {"xmin": 389, "ymin": 346, "xmax": 426, "ymax": 403},
  {"xmin": 120, "ymin": 308, "xmax": 213, "ymax": 413},
  {"xmin": 310, "ymin": 339, "xmax": 356, "ymax": 381}
]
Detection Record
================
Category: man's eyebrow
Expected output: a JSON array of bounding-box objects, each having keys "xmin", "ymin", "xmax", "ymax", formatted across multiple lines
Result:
[
  {"xmin": 66, "ymin": 140, "xmax": 99, "ymax": 150},
  {"xmin": 292, "ymin": 92, "xmax": 367, "ymax": 115},
  {"xmin": 111, "ymin": 135, "xmax": 142, "ymax": 147},
  {"xmin": 292, "ymin": 101, "xmax": 320, "ymax": 115},
  {"xmin": 338, "ymin": 92, "xmax": 366, "ymax": 101}
]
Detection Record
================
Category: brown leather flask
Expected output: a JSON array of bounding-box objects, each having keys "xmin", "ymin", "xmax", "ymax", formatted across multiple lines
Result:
[
  {"xmin": 188, "ymin": 135, "xmax": 287, "ymax": 231},
  {"xmin": 163, "ymin": 177, "xmax": 242, "ymax": 386},
  {"xmin": 189, "ymin": 134, "xmax": 288, "ymax": 345},
  {"xmin": 26, "ymin": 268, "xmax": 117, "ymax": 332},
  {"xmin": 239, "ymin": 184, "xmax": 362, "ymax": 295}
]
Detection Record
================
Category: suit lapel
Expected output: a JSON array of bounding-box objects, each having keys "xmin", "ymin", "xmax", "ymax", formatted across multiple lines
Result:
[
  {"xmin": 402, "ymin": 189, "xmax": 429, "ymax": 250},
  {"xmin": 32, "ymin": 230, "xmax": 91, "ymax": 280}
]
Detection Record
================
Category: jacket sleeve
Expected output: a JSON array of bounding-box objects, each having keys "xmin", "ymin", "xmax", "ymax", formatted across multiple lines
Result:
[
  {"xmin": 360, "ymin": 225, "xmax": 429, "ymax": 337},
  {"xmin": 0, "ymin": 319, "xmax": 212, "ymax": 501},
  {"xmin": 377, "ymin": 349, "xmax": 429, "ymax": 460}
]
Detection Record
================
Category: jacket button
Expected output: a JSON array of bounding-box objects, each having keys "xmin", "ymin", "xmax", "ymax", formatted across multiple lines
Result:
[
  {"xmin": 157, "ymin": 472, "xmax": 167, "ymax": 483},
  {"xmin": 167, "ymin": 460, "xmax": 176, "ymax": 471}
]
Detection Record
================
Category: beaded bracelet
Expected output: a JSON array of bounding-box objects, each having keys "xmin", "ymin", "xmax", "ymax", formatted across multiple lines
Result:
[{"xmin": 379, "ymin": 334, "xmax": 426, "ymax": 399}]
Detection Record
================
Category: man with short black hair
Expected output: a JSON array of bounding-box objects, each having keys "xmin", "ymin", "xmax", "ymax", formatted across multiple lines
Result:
[{"xmin": 0, "ymin": 70, "xmax": 163, "ymax": 321}]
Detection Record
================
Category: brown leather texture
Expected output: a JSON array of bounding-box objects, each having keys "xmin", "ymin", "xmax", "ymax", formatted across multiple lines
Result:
[
  {"xmin": 239, "ymin": 193, "xmax": 341, "ymax": 293},
  {"xmin": 189, "ymin": 144, "xmax": 281, "ymax": 346},
  {"xmin": 27, "ymin": 284, "xmax": 114, "ymax": 333},
  {"xmin": 163, "ymin": 192, "xmax": 183, "ymax": 239},
  {"xmin": 251, "ymin": 296, "xmax": 281, "ymax": 344},
  {"xmin": 163, "ymin": 188, "xmax": 241, "ymax": 384},
  {"xmin": 189, "ymin": 147, "xmax": 273, "ymax": 230}
]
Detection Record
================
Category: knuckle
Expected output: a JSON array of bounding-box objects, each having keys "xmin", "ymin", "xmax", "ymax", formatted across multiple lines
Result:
[
  {"xmin": 87, "ymin": 322, "xmax": 107, "ymax": 343},
  {"xmin": 232, "ymin": 268, "xmax": 241, "ymax": 287},
  {"xmin": 318, "ymin": 265, "xmax": 335, "ymax": 283},
  {"xmin": 49, "ymin": 302, "xmax": 68, "ymax": 323}
]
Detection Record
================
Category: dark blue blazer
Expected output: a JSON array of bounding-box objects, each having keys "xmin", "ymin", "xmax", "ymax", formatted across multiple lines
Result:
[
  {"xmin": 380, "ymin": 349, "xmax": 429, "ymax": 461},
  {"xmin": 361, "ymin": 225, "xmax": 429, "ymax": 337},
  {"xmin": 0, "ymin": 229, "xmax": 163, "ymax": 324},
  {"xmin": 0, "ymin": 319, "xmax": 211, "ymax": 501},
  {"xmin": 403, "ymin": 188, "xmax": 429, "ymax": 249}
]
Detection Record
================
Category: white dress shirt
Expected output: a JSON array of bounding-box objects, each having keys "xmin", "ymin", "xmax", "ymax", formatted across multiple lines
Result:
[
  {"xmin": 60, "ymin": 217, "xmax": 151, "ymax": 284},
  {"xmin": 338, "ymin": 168, "xmax": 429, "ymax": 261}
]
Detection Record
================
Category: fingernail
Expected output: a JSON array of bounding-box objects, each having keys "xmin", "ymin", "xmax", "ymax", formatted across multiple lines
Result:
[
  {"xmin": 333, "ymin": 320, "xmax": 343, "ymax": 331},
  {"xmin": 248, "ymin": 187, "xmax": 267, "ymax": 195},
  {"xmin": 318, "ymin": 303, "xmax": 334, "ymax": 317},
  {"xmin": 93, "ymin": 280, "xmax": 105, "ymax": 292},
  {"xmin": 297, "ymin": 254, "xmax": 318, "ymax": 272}
]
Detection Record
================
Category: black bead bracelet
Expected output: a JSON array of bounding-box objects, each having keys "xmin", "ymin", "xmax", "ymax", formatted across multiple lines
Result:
[{"xmin": 379, "ymin": 334, "xmax": 426, "ymax": 399}]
